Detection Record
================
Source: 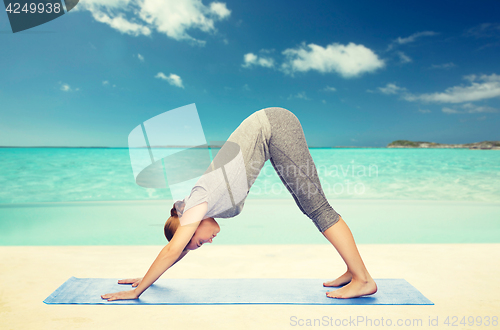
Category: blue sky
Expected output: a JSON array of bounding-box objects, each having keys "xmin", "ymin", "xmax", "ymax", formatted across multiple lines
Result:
[{"xmin": 1, "ymin": 0, "xmax": 499, "ymax": 147}]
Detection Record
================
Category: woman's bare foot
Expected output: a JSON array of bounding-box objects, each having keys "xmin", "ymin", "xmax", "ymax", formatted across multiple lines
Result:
[
  {"xmin": 323, "ymin": 270, "xmax": 352, "ymax": 287},
  {"xmin": 326, "ymin": 277, "xmax": 377, "ymax": 299}
]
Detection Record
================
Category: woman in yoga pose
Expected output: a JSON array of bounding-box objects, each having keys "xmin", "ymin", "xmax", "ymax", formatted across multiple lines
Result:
[{"xmin": 101, "ymin": 107, "xmax": 377, "ymax": 301}]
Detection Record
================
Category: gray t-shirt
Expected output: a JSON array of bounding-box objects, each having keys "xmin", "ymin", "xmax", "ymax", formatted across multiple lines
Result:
[{"xmin": 177, "ymin": 109, "xmax": 272, "ymax": 219}]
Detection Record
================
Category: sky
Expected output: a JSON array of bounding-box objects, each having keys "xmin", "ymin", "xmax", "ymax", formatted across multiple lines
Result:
[{"xmin": 1, "ymin": 0, "xmax": 499, "ymax": 147}]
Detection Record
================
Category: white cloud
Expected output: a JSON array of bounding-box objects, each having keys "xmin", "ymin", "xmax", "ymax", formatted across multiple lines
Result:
[
  {"xmin": 60, "ymin": 83, "xmax": 79, "ymax": 92},
  {"xmin": 431, "ymin": 62, "xmax": 456, "ymax": 69},
  {"xmin": 404, "ymin": 74, "xmax": 500, "ymax": 103},
  {"xmin": 242, "ymin": 84, "xmax": 250, "ymax": 91},
  {"xmin": 61, "ymin": 84, "xmax": 71, "ymax": 92},
  {"xmin": 209, "ymin": 2, "xmax": 231, "ymax": 18},
  {"xmin": 463, "ymin": 74, "xmax": 477, "ymax": 82},
  {"xmin": 155, "ymin": 72, "xmax": 167, "ymax": 79},
  {"xmin": 242, "ymin": 53, "xmax": 275, "ymax": 68},
  {"xmin": 259, "ymin": 48, "xmax": 275, "ymax": 54},
  {"xmin": 397, "ymin": 51, "xmax": 412, "ymax": 63},
  {"xmin": 281, "ymin": 42, "xmax": 384, "ymax": 78},
  {"xmin": 378, "ymin": 83, "xmax": 406, "ymax": 95},
  {"xmin": 155, "ymin": 72, "xmax": 184, "ymax": 88},
  {"xmin": 91, "ymin": 11, "xmax": 151, "ymax": 36},
  {"xmin": 442, "ymin": 103, "xmax": 499, "ymax": 114},
  {"xmin": 102, "ymin": 80, "xmax": 109, "ymax": 85},
  {"xmin": 387, "ymin": 31, "xmax": 438, "ymax": 50},
  {"xmin": 137, "ymin": 54, "xmax": 144, "ymax": 61},
  {"xmin": 322, "ymin": 86, "xmax": 337, "ymax": 92},
  {"xmin": 442, "ymin": 107, "xmax": 461, "ymax": 114},
  {"xmin": 396, "ymin": 31, "xmax": 438, "ymax": 45},
  {"xmin": 287, "ymin": 91, "xmax": 310, "ymax": 100},
  {"xmin": 378, "ymin": 75, "xmax": 500, "ymax": 117},
  {"xmin": 464, "ymin": 23, "xmax": 500, "ymax": 39},
  {"xmin": 376, "ymin": 73, "xmax": 500, "ymax": 105},
  {"xmin": 77, "ymin": 0, "xmax": 231, "ymax": 45},
  {"xmin": 461, "ymin": 103, "xmax": 498, "ymax": 112}
]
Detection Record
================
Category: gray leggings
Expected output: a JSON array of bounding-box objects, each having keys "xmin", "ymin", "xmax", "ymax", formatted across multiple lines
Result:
[{"xmin": 264, "ymin": 107, "xmax": 341, "ymax": 233}]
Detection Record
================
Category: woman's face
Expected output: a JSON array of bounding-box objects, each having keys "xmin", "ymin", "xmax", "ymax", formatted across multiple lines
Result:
[{"xmin": 185, "ymin": 218, "xmax": 220, "ymax": 250}]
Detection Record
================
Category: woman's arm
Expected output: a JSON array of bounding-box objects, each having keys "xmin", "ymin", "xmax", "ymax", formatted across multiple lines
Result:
[
  {"xmin": 171, "ymin": 249, "xmax": 189, "ymax": 267},
  {"xmin": 101, "ymin": 202, "xmax": 208, "ymax": 301},
  {"xmin": 117, "ymin": 250, "xmax": 190, "ymax": 288}
]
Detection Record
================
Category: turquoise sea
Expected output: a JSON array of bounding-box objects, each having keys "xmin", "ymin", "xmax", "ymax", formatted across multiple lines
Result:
[{"xmin": 1, "ymin": 148, "xmax": 499, "ymax": 245}]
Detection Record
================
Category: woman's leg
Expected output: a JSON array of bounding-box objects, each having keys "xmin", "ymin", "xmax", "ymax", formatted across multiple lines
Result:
[
  {"xmin": 264, "ymin": 107, "xmax": 377, "ymax": 298},
  {"xmin": 321, "ymin": 219, "xmax": 377, "ymax": 298}
]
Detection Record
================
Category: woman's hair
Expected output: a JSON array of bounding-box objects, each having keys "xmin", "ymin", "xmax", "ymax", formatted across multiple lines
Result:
[{"xmin": 164, "ymin": 204, "xmax": 181, "ymax": 242}]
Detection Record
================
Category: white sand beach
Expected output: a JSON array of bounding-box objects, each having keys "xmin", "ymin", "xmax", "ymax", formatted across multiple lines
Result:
[{"xmin": 1, "ymin": 243, "xmax": 499, "ymax": 329}]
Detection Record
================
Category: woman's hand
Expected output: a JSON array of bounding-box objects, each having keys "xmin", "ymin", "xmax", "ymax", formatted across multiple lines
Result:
[
  {"xmin": 118, "ymin": 277, "xmax": 143, "ymax": 287},
  {"xmin": 101, "ymin": 289, "xmax": 139, "ymax": 302}
]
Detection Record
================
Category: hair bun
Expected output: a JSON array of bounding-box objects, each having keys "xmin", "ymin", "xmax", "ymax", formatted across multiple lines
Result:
[{"xmin": 171, "ymin": 200, "xmax": 185, "ymax": 217}]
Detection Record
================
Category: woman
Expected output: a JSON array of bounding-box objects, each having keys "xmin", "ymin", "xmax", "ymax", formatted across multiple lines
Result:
[{"xmin": 101, "ymin": 107, "xmax": 377, "ymax": 301}]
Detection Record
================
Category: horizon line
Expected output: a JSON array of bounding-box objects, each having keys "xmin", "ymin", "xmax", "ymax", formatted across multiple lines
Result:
[{"xmin": 0, "ymin": 145, "xmax": 386, "ymax": 149}]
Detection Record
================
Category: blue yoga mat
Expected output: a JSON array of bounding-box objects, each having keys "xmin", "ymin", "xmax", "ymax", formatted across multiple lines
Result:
[{"xmin": 44, "ymin": 277, "xmax": 433, "ymax": 305}]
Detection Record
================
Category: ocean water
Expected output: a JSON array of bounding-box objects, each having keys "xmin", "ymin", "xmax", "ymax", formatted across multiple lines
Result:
[
  {"xmin": 1, "ymin": 148, "xmax": 499, "ymax": 245},
  {"xmin": 1, "ymin": 148, "xmax": 499, "ymax": 203}
]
